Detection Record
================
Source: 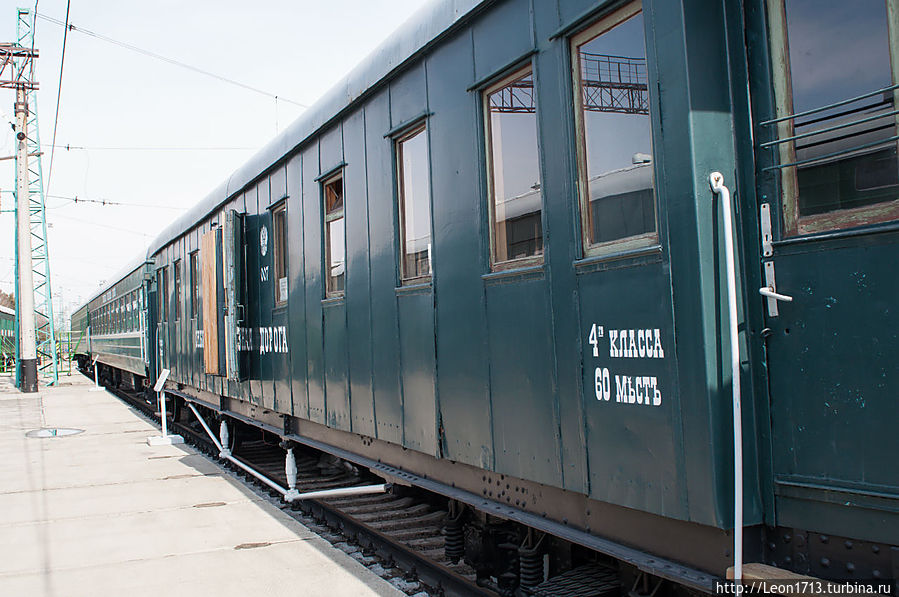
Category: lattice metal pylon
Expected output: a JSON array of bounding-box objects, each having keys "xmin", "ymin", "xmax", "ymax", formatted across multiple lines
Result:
[{"xmin": 12, "ymin": 8, "xmax": 58, "ymax": 386}]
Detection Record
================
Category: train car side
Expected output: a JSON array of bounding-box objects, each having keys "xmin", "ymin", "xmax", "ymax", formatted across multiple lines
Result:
[{"xmin": 77, "ymin": 0, "xmax": 899, "ymax": 588}]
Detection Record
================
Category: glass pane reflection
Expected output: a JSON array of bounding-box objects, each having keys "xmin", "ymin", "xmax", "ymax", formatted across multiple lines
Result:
[
  {"xmin": 576, "ymin": 10, "xmax": 656, "ymax": 247},
  {"xmin": 486, "ymin": 69, "xmax": 543, "ymax": 264}
]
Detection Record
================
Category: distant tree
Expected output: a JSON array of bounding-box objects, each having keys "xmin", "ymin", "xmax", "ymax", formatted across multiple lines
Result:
[{"xmin": 0, "ymin": 290, "xmax": 13, "ymax": 310}]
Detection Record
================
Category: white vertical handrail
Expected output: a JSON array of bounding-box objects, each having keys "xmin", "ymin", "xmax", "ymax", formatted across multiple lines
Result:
[{"xmin": 709, "ymin": 172, "xmax": 743, "ymax": 583}]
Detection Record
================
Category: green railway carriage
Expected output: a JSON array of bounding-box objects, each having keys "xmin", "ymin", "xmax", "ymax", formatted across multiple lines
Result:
[
  {"xmin": 82, "ymin": 258, "xmax": 153, "ymax": 387},
  {"xmin": 75, "ymin": 0, "xmax": 899, "ymax": 590},
  {"xmin": 70, "ymin": 303, "xmax": 90, "ymax": 362}
]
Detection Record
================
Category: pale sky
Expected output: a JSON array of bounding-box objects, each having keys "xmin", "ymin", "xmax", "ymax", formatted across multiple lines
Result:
[{"xmin": 0, "ymin": 0, "xmax": 430, "ymax": 325}]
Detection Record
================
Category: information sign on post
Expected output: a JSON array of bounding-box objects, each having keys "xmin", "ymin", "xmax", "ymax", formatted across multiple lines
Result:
[
  {"xmin": 88, "ymin": 355, "xmax": 104, "ymax": 392},
  {"xmin": 147, "ymin": 368, "xmax": 184, "ymax": 446}
]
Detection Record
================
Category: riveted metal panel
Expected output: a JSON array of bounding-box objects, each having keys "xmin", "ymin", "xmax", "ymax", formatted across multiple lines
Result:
[
  {"xmin": 319, "ymin": 124, "xmax": 343, "ymax": 176},
  {"xmin": 557, "ymin": 0, "xmax": 618, "ymax": 29},
  {"xmin": 531, "ymin": 2, "xmax": 588, "ymax": 495},
  {"xmin": 303, "ymin": 144, "xmax": 326, "ymax": 424},
  {"xmin": 269, "ymin": 164, "xmax": 287, "ymax": 205},
  {"xmin": 364, "ymin": 91, "xmax": 404, "ymax": 444},
  {"xmin": 389, "ymin": 60, "xmax": 427, "ymax": 130},
  {"xmin": 485, "ymin": 275, "xmax": 562, "ymax": 486},
  {"xmin": 323, "ymin": 300, "xmax": 350, "ymax": 431},
  {"xmin": 427, "ymin": 30, "xmax": 495, "ymax": 469},
  {"xmin": 578, "ymin": 260, "xmax": 684, "ymax": 517},
  {"xmin": 256, "ymin": 179, "xmax": 276, "ymax": 410},
  {"xmin": 244, "ymin": 185, "xmax": 263, "ymax": 405},
  {"xmin": 287, "ymin": 154, "xmax": 308, "ymax": 419},
  {"xmin": 398, "ymin": 289, "xmax": 438, "ymax": 456},
  {"xmin": 343, "ymin": 109, "xmax": 377, "ymax": 437},
  {"xmin": 472, "ymin": 0, "xmax": 533, "ymax": 82},
  {"xmin": 766, "ymin": 239, "xmax": 899, "ymax": 539}
]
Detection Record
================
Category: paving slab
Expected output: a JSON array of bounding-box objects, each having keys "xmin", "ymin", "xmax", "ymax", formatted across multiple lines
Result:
[{"xmin": 0, "ymin": 374, "xmax": 404, "ymax": 597}]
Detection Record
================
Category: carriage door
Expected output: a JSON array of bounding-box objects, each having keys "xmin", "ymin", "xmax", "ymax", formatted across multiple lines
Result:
[
  {"xmin": 223, "ymin": 209, "xmax": 247, "ymax": 381},
  {"xmin": 751, "ymin": 0, "xmax": 899, "ymax": 539}
]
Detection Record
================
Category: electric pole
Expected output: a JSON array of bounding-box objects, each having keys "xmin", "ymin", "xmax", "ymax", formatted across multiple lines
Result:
[
  {"xmin": 2, "ymin": 9, "xmax": 56, "ymax": 392},
  {"xmin": 14, "ymin": 85, "xmax": 37, "ymax": 391}
]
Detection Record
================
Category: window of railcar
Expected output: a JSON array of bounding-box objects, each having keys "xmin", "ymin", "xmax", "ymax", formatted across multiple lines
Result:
[
  {"xmin": 484, "ymin": 66, "xmax": 544, "ymax": 268},
  {"xmin": 189, "ymin": 251, "xmax": 199, "ymax": 318},
  {"xmin": 396, "ymin": 125, "xmax": 433, "ymax": 282},
  {"xmin": 322, "ymin": 173, "xmax": 345, "ymax": 297},
  {"xmin": 174, "ymin": 260, "xmax": 182, "ymax": 321},
  {"xmin": 126, "ymin": 294, "xmax": 132, "ymax": 332},
  {"xmin": 157, "ymin": 267, "xmax": 167, "ymax": 322},
  {"xmin": 766, "ymin": 0, "xmax": 899, "ymax": 235},
  {"xmin": 272, "ymin": 202, "xmax": 288, "ymax": 304},
  {"xmin": 572, "ymin": 2, "xmax": 657, "ymax": 256},
  {"xmin": 138, "ymin": 290, "xmax": 144, "ymax": 330}
]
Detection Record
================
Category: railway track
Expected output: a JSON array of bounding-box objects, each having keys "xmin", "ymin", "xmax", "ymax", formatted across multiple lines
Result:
[{"xmin": 104, "ymin": 382, "xmax": 493, "ymax": 597}]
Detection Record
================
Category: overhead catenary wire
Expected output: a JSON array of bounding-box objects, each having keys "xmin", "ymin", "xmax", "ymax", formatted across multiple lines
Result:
[
  {"xmin": 44, "ymin": 0, "xmax": 71, "ymax": 198},
  {"xmin": 35, "ymin": 12, "xmax": 308, "ymax": 108},
  {"xmin": 42, "ymin": 143, "xmax": 257, "ymax": 151},
  {"xmin": 46, "ymin": 193, "xmax": 187, "ymax": 210}
]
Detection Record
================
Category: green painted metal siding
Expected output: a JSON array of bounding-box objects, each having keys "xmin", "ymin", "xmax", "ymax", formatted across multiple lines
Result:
[
  {"xmin": 123, "ymin": 0, "xmax": 898, "ymax": 546},
  {"xmin": 136, "ymin": 0, "xmax": 755, "ymax": 530}
]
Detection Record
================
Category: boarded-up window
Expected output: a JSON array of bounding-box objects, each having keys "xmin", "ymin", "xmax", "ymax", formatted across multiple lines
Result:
[{"xmin": 201, "ymin": 229, "xmax": 221, "ymax": 374}]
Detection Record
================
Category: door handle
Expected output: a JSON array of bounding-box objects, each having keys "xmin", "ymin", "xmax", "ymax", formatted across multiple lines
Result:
[{"xmin": 759, "ymin": 286, "xmax": 793, "ymax": 302}]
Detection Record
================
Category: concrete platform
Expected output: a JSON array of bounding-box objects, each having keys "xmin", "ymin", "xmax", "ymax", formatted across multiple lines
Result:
[{"xmin": 0, "ymin": 374, "xmax": 404, "ymax": 597}]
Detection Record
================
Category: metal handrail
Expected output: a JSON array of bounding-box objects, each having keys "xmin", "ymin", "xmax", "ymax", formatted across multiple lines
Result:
[
  {"xmin": 709, "ymin": 172, "xmax": 743, "ymax": 583},
  {"xmin": 758, "ymin": 82, "xmax": 899, "ymax": 126},
  {"xmin": 762, "ymin": 135, "xmax": 899, "ymax": 172},
  {"xmin": 759, "ymin": 108, "xmax": 899, "ymax": 148}
]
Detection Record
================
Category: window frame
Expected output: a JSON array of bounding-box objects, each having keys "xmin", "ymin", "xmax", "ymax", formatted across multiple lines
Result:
[
  {"xmin": 157, "ymin": 267, "xmax": 167, "ymax": 323},
  {"xmin": 272, "ymin": 200, "xmax": 289, "ymax": 305},
  {"xmin": 483, "ymin": 63, "xmax": 545, "ymax": 270},
  {"xmin": 570, "ymin": 0, "xmax": 659, "ymax": 258},
  {"xmin": 395, "ymin": 123, "xmax": 434, "ymax": 284},
  {"xmin": 322, "ymin": 171, "xmax": 346, "ymax": 298},
  {"xmin": 189, "ymin": 250, "xmax": 199, "ymax": 319},
  {"xmin": 173, "ymin": 259, "xmax": 182, "ymax": 322},
  {"xmin": 766, "ymin": 0, "xmax": 899, "ymax": 236}
]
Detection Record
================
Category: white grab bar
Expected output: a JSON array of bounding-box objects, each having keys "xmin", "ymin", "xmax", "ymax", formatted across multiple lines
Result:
[{"xmin": 709, "ymin": 172, "xmax": 743, "ymax": 583}]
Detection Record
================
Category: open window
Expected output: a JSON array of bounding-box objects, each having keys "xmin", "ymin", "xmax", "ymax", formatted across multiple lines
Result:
[
  {"xmin": 571, "ymin": 1, "xmax": 657, "ymax": 256},
  {"xmin": 323, "ymin": 173, "xmax": 345, "ymax": 297},
  {"xmin": 765, "ymin": 0, "xmax": 899, "ymax": 234}
]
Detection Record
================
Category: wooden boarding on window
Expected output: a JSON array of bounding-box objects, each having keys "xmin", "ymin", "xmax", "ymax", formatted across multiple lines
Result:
[{"xmin": 201, "ymin": 230, "xmax": 219, "ymax": 374}]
